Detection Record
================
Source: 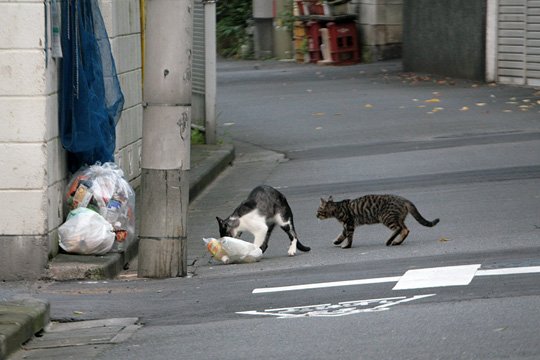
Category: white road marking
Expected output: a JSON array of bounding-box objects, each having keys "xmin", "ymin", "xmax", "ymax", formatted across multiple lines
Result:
[
  {"xmin": 252, "ymin": 276, "xmax": 401, "ymax": 294},
  {"xmin": 237, "ymin": 294, "xmax": 436, "ymax": 318},
  {"xmin": 392, "ymin": 264, "xmax": 481, "ymax": 290},
  {"xmin": 251, "ymin": 264, "xmax": 540, "ymax": 294},
  {"xmin": 476, "ymin": 266, "xmax": 540, "ymax": 276}
]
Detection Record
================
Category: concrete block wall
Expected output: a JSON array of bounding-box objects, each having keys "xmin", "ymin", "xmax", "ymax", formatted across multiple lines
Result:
[
  {"xmin": 0, "ymin": 0, "xmax": 63, "ymax": 280},
  {"xmin": 100, "ymin": 0, "xmax": 143, "ymax": 188},
  {"xmin": 0, "ymin": 0, "xmax": 143, "ymax": 280},
  {"xmin": 352, "ymin": 0, "xmax": 403, "ymax": 62}
]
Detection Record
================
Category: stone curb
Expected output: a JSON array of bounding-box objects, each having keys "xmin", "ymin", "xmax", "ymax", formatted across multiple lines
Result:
[
  {"xmin": 189, "ymin": 144, "xmax": 235, "ymax": 201},
  {"xmin": 0, "ymin": 298, "xmax": 50, "ymax": 360}
]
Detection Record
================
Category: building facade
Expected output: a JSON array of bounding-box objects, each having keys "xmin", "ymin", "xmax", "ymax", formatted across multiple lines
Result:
[{"xmin": 0, "ymin": 0, "xmax": 143, "ymax": 280}]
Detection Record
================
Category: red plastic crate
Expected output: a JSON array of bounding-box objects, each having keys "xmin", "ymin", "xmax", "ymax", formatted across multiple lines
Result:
[
  {"xmin": 326, "ymin": 22, "xmax": 360, "ymax": 65},
  {"xmin": 305, "ymin": 21, "xmax": 322, "ymax": 62}
]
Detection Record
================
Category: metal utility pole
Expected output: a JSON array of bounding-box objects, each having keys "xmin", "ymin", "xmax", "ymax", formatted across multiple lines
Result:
[
  {"xmin": 138, "ymin": 0, "xmax": 193, "ymax": 278},
  {"xmin": 203, "ymin": 0, "xmax": 217, "ymax": 145}
]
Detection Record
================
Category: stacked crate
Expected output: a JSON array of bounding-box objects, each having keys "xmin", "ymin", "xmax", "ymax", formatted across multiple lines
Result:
[{"xmin": 294, "ymin": 1, "xmax": 360, "ymax": 65}]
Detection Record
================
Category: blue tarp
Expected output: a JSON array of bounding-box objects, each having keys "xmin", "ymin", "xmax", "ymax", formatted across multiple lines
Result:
[{"xmin": 60, "ymin": 0, "xmax": 125, "ymax": 172}]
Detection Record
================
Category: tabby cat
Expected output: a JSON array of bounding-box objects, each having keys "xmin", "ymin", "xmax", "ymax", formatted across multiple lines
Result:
[
  {"xmin": 316, "ymin": 194, "xmax": 439, "ymax": 248},
  {"xmin": 217, "ymin": 185, "xmax": 311, "ymax": 256}
]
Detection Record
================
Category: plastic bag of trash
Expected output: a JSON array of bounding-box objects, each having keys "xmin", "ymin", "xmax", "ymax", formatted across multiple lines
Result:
[
  {"xmin": 58, "ymin": 208, "xmax": 115, "ymax": 255},
  {"xmin": 65, "ymin": 162, "xmax": 135, "ymax": 251},
  {"xmin": 203, "ymin": 237, "xmax": 263, "ymax": 264}
]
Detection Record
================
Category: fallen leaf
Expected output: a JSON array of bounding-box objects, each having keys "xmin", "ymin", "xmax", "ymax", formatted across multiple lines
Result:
[
  {"xmin": 315, "ymin": 126, "xmax": 323, "ymax": 130},
  {"xmin": 223, "ymin": 122, "xmax": 235, "ymax": 127},
  {"xmin": 73, "ymin": 311, "xmax": 84, "ymax": 315},
  {"xmin": 425, "ymin": 98, "xmax": 441, "ymax": 103},
  {"xmin": 312, "ymin": 112, "xmax": 325, "ymax": 116},
  {"xmin": 503, "ymin": 109, "xmax": 513, "ymax": 113},
  {"xmin": 417, "ymin": 105, "xmax": 426, "ymax": 108},
  {"xmin": 475, "ymin": 102, "xmax": 487, "ymax": 107},
  {"xmin": 522, "ymin": 99, "xmax": 531, "ymax": 103},
  {"xmin": 460, "ymin": 106, "xmax": 469, "ymax": 111},
  {"xmin": 364, "ymin": 104, "xmax": 373, "ymax": 109},
  {"xmin": 438, "ymin": 237, "xmax": 450, "ymax": 243}
]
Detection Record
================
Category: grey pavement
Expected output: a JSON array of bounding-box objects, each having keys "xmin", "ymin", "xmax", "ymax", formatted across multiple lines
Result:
[{"xmin": 0, "ymin": 143, "xmax": 234, "ymax": 360}]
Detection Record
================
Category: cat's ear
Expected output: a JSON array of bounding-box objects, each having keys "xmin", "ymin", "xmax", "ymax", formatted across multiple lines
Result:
[
  {"xmin": 320, "ymin": 198, "xmax": 326, "ymax": 204},
  {"xmin": 328, "ymin": 195, "xmax": 334, "ymax": 202},
  {"xmin": 216, "ymin": 217, "xmax": 224, "ymax": 225}
]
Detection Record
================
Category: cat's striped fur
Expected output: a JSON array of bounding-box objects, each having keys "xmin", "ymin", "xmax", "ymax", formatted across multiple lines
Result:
[{"xmin": 316, "ymin": 194, "xmax": 439, "ymax": 248}]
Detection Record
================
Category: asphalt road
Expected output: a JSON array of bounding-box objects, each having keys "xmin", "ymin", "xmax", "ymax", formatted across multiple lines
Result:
[
  {"xmin": 8, "ymin": 59, "xmax": 540, "ymax": 360},
  {"xmin": 23, "ymin": 248, "xmax": 540, "ymax": 360}
]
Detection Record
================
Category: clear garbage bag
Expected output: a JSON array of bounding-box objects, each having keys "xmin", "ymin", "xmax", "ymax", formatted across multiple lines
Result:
[
  {"xmin": 66, "ymin": 162, "xmax": 135, "ymax": 252},
  {"xmin": 58, "ymin": 208, "xmax": 115, "ymax": 255},
  {"xmin": 203, "ymin": 237, "xmax": 263, "ymax": 264}
]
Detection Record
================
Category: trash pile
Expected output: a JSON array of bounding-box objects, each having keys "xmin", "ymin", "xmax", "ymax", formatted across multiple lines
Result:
[
  {"xmin": 203, "ymin": 237, "xmax": 263, "ymax": 264},
  {"xmin": 59, "ymin": 162, "xmax": 135, "ymax": 255}
]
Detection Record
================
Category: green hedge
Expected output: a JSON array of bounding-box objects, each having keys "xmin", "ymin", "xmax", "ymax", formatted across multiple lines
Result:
[{"xmin": 217, "ymin": 0, "xmax": 252, "ymax": 58}]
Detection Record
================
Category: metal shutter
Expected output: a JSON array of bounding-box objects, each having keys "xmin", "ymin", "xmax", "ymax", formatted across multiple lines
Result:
[
  {"xmin": 528, "ymin": 0, "xmax": 540, "ymax": 85},
  {"xmin": 193, "ymin": 0, "xmax": 205, "ymax": 95},
  {"xmin": 497, "ymin": 0, "xmax": 540, "ymax": 86}
]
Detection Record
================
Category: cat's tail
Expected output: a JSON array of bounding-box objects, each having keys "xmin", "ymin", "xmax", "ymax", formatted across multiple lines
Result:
[
  {"xmin": 296, "ymin": 240, "xmax": 311, "ymax": 252},
  {"xmin": 406, "ymin": 202, "xmax": 440, "ymax": 227}
]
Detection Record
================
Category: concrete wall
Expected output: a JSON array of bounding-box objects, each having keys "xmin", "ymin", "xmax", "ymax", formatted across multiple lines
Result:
[
  {"xmin": 354, "ymin": 0, "xmax": 403, "ymax": 62},
  {"xmin": 0, "ymin": 0, "xmax": 143, "ymax": 280},
  {"xmin": 402, "ymin": 0, "xmax": 486, "ymax": 81},
  {"xmin": 102, "ymin": 0, "xmax": 143, "ymax": 187},
  {"xmin": 0, "ymin": 0, "xmax": 60, "ymax": 280}
]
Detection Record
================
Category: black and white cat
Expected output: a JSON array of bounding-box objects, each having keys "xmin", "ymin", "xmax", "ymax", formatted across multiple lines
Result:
[{"xmin": 216, "ymin": 185, "xmax": 311, "ymax": 256}]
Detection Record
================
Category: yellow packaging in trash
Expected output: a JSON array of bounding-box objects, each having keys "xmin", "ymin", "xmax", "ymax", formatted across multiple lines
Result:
[{"xmin": 207, "ymin": 238, "xmax": 227, "ymax": 259}]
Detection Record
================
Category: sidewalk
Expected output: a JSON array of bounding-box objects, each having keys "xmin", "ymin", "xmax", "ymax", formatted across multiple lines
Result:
[
  {"xmin": 0, "ymin": 299, "xmax": 50, "ymax": 360},
  {"xmin": 0, "ymin": 143, "xmax": 234, "ymax": 360},
  {"xmin": 45, "ymin": 143, "xmax": 234, "ymax": 281}
]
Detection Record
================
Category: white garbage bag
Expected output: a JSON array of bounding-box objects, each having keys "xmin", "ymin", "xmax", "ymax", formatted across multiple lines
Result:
[
  {"xmin": 203, "ymin": 237, "xmax": 263, "ymax": 264},
  {"xmin": 58, "ymin": 208, "xmax": 115, "ymax": 255}
]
